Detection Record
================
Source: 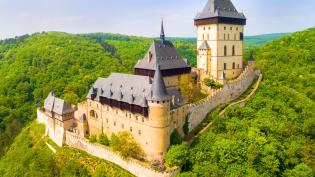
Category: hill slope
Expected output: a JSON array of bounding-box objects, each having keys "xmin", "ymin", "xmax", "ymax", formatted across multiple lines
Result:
[
  {"xmin": 180, "ymin": 28, "xmax": 315, "ymax": 176},
  {"xmin": 245, "ymin": 33, "xmax": 290, "ymax": 49}
]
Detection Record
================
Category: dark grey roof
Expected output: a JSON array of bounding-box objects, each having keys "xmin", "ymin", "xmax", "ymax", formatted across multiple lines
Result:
[
  {"xmin": 44, "ymin": 92, "xmax": 74, "ymax": 115},
  {"xmin": 195, "ymin": 0, "xmax": 246, "ymax": 20},
  {"xmin": 148, "ymin": 65, "xmax": 171, "ymax": 101},
  {"xmin": 199, "ymin": 41, "xmax": 210, "ymax": 50},
  {"xmin": 249, "ymin": 52, "xmax": 254, "ymax": 61},
  {"xmin": 134, "ymin": 40, "xmax": 190, "ymax": 71},
  {"xmin": 87, "ymin": 74, "xmax": 151, "ymax": 107},
  {"xmin": 87, "ymin": 70, "xmax": 186, "ymax": 108}
]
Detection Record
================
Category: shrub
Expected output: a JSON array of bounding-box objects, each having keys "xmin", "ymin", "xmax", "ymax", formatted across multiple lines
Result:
[
  {"xmin": 89, "ymin": 135, "xmax": 97, "ymax": 143},
  {"xmin": 204, "ymin": 78, "xmax": 223, "ymax": 89},
  {"xmin": 170, "ymin": 129, "xmax": 183, "ymax": 145},
  {"xmin": 182, "ymin": 115, "xmax": 190, "ymax": 135},
  {"xmin": 98, "ymin": 133, "xmax": 109, "ymax": 146},
  {"xmin": 165, "ymin": 142, "xmax": 189, "ymax": 167},
  {"xmin": 110, "ymin": 132, "xmax": 143, "ymax": 159}
]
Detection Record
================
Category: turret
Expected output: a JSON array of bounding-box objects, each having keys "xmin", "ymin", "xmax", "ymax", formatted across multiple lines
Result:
[
  {"xmin": 147, "ymin": 65, "xmax": 171, "ymax": 160},
  {"xmin": 248, "ymin": 51, "xmax": 255, "ymax": 68}
]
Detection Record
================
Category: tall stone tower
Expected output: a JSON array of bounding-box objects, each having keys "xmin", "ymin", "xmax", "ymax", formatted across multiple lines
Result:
[
  {"xmin": 147, "ymin": 65, "xmax": 172, "ymax": 160},
  {"xmin": 195, "ymin": 0, "xmax": 246, "ymax": 81}
]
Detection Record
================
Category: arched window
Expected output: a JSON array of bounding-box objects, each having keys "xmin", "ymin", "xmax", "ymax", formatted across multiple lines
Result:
[
  {"xmin": 90, "ymin": 110, "xmax": 98, "ymax": 119},
  {"xmin": 232, "ymin": 45, "xmax": 235, "ymax": 56},
  {"xmin": 224, "ymin": 45, "xmax": 227, "ymax": 56}
]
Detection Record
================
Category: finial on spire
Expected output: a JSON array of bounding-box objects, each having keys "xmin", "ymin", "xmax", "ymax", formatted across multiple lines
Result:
[{"xmin": 160, "ymin": 19, "xmax": 165, "ymax": 42}]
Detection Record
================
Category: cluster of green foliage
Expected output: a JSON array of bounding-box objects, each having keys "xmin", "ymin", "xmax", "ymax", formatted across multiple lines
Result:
[
  {"xmin": 165, "ymin": 142, "xmax": 189, "ymax": 167},
  {"xmin": 204, "ymin": 78, "xmax": 224, "ymax": 89},
  {"xmin": 98, "ymin": 133, "xmax": 110, "ymax": 146},
  {"xmin": 179, "ymin": 28, "xmax": 315, "ymax": 176},
  {"xmin": 110, "ymin": 132, "xmax": 144, "ymax": 159},
  {"xmin": 179, "ymin": 74, "xmax": 207, "ymax": 103},
  {"xmin": 0, "ymin": 122, "xmax": 134, "ymax": 177},
  {"xmin": 89, "ymin": 135, "xmax": 97, "ymax": 143},
  {"xmin": 170, "ymin": 129, "xmax": 183, "ymax": 145}
]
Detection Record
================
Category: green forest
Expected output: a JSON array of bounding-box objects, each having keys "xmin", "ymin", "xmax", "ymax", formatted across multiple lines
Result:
[{"xmin": 0, "ymin": 28, "xmax": 314, "ymax": 176}]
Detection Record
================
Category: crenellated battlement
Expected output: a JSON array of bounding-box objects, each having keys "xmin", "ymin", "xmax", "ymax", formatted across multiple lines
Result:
[{"xmin": 188, "ymin": 63, "xmax": 257, "ymax": 131}]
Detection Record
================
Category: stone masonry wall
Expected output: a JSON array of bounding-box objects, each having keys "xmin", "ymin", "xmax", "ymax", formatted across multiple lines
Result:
[
  {"xmin": 188, "ymin": 65, "xmax": 256, "ymax": 131},
  {"xmin": 65, "ymin": 131, "xmax": 180, "ymax": 177}
]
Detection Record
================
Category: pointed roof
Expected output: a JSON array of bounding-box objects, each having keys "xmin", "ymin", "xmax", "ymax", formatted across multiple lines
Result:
[
  {"xmin": 134, "ymin": 22, "xmax": 191, "ymax": 72},
  {"xmin": 148, "ymin": 65, "xmax": 171, "ymax": 101},
  {"xmin": 160, "ymin": 20, "xmax": 165, "ymax": 42},
  {"xmin": 249, "ymin": 52, "xmax": 254, "ymax": 61},
  {"xmin": 195, "ymin": 0, "xmax": 246, "ymax": 20},
  {"xmin": 44, "ymin": 91, "xmax": 74, "ymax": 116},
  {"xmin": 199, "ymin": 41, "xmax": 210, "ymax": 50}
]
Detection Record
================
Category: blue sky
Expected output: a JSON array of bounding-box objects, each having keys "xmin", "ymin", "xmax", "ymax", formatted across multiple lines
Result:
[{"xmin": 0, "ymin": 0, "xmax": 314, "ymax": 39}]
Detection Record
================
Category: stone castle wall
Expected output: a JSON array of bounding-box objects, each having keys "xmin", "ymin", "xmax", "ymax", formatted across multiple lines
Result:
[
  {"xmin": 188, "ymin": 64, "xmax": 256, "ymax": 131},
  {"xmin": 65, "ymin": 131, "xmax": 180, "ymax": 177}
]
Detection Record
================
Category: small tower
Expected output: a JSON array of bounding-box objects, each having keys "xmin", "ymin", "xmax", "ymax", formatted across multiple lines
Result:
[
  {"xmin": 195, "ymin": 0, "xmax": 247, "ymax": 80},
  {"xmin": 248, "ymin": 51, "xmax": 255, "ymax": 68},
  {"xmin": 79, "ymin": 113, "xmax": 89, "ymax": 137},
  {"xmin": 198, "ymin": 41, "xmax": 212, "ymax": 74},
  {"xmin": 147, "ymin": 64, "xmax": 171, "ymax": 160}
]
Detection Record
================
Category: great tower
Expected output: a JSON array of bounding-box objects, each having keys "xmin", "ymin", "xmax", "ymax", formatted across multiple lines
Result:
[{"xmin": 195, "ymin": 0, "xmax": 246, "ymax": 81}]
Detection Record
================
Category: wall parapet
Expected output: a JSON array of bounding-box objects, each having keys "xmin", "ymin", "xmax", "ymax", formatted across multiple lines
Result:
[
  {"xmin": 188, "ymin": 64, "xmax": 257, "ymax": 131},
  {"xmin": 65, "ymin": 131, "xmax": 180, "ymax": 177}
]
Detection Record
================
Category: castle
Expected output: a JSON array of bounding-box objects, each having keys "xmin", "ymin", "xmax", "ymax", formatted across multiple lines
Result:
[{"xmin": 37, "ymin": 0, "xmax": 252, "ymax": 162}]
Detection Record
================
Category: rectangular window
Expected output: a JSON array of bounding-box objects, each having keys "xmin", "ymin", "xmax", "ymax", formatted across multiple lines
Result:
[
  {"xmin": 240, "ymin": 32, "xmax": 244, "ymax": 41},
  {"xmin": 122, "ymin": 124, "xmax": 124, "ymax": 129},
  {"xmin": 233, "ymin": 62, "xmax": 236, "ymax": 69},
  {"xmin": 138, "ymin": 130, "xmax": 142, "ymax": 135},
  {"xmin": 224, "ymin": 63, "xmax": 227, "ymax": 70},
  {"xmin": 130, "ymin": 127, "xmax": 133, "ymax": 132}
]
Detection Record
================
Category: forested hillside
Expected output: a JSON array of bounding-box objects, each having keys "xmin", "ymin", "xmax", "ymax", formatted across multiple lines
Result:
[
  {"xmin": 245, "ymin": 33, "xmax": 290, "ymax": 49},
  {"xmin": 179, "ymin": 28, "xmax": 315, "ymax": 176},
  {"xmin": 0, "ymin": 29, "xmax": 313, "ymax": 176}
]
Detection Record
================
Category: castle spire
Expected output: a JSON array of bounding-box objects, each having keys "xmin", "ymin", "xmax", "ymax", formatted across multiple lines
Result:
[
  {"xmin": 160, "ymin": 19, "xmax": 165, "ymax": 42},
  {"xmin": 148, "ymin": 64, "xmax": 171, "ymax": 101}
]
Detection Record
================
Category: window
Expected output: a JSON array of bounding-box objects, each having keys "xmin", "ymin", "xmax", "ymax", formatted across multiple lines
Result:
[
  {"xmin": 228, "ymin": 34, "xmax": 230, "ymax": 40},
  {"xmin": 130, "ymin": 127, "xmax": 133, "ymax": 132},
  {"xmin": 240, "ymin": 32, "xmax": 244, "ymax": 40},
  {"xmin": 207, "ymin": 34, "xmax": 209, "ymax": 40},
  {"xmin": 224, "ymin": 34, "xmax": 226, "ymax": 40},
  {"xmin": 203, "ymin": 27, "xmax": 205, "ymax": 30},
  {"xmin": 224, "ymin": 45, "xmax": 227, "ymax": 56},
  {"xmin": 224, "ymin": 26, "xmax": 226, "ymax": 30},
  {"xmin": 237, "ymin": 64, "xmax": 240, "ymax": 69},
  {"xmin": 208, "ymin": 26, "xmax": 210, "ymax": 30},
  {"xmin": 122, "ymin": 124, "xmax": 124, "ymax": 129},
  {"xmin": 232, "ymin": 45, "xmax": 235, "ymax": 56},
  {"xmin": 234, "ymin": 34, "xmax": 236, "ymax": 40},
  {"xmin": 232, "ymin": 62, "xmax": 236, "ymax": 69},
  {"xmin": 138, "ymin": 130, "xmax": 142, "ymax": 135},
  {"xmin": 202, "ymin": 34, "xmax": 204, "ymax": 40},
  {"xmin": 90, "ymin": 110, "xmax": 98, "ymax": 119},
  {"xmin": 114, "ymin": 121, "xmax": 116, "ymax": 126},
  {"xmin": 224, "ymin": 63, "xmax": 227, "ymax": 70},
  {"xmin": 236, "ymin": 27, "xmax": 239, "ymax": 31},
  {"xmin": 142, "ymin": 118, "xmax": 144, "ymax": 122},
  {"xmin": 230, "ymin": 27, "xmax": 232, "ymax": 30}
]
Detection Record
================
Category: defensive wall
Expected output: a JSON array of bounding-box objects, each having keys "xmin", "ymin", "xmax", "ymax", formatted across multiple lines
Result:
[
  {"xmin": 188, "ymin": 64, "xmax": 257, "ymax": 131},
  {"xmin": 65, "ymin": 131, "xmax": 180, "ymax": 177}
]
